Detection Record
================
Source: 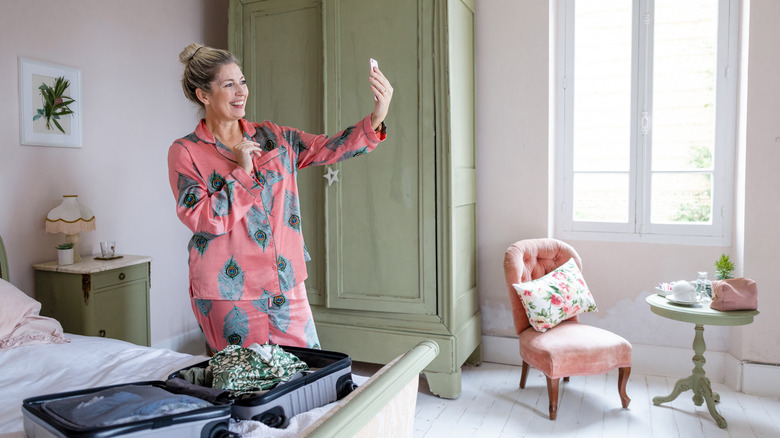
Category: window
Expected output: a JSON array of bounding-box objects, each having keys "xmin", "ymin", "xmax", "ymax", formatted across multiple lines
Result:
[{"xmin": 554, "ymin": 0, "xmax": 739, "ymax": 245}]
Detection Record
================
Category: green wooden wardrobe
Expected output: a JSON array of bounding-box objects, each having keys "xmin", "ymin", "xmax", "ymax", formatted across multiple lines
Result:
[{"xmin": 229, "ymin": 0, "xmax": 479, "ymax": 398}]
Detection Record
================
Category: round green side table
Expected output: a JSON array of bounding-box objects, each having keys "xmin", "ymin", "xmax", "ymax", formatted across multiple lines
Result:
[{"xmin": 645, "ymin": 293, "xmax": 759, "ymax": 429}]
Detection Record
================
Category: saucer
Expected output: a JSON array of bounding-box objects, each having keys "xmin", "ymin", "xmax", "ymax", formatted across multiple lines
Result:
[{"xmin": 666, "ymin": 296, "xmax": 701, "ymax": 306}]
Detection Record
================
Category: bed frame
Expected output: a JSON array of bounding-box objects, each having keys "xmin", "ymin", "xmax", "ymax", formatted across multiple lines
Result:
[
  {"xmin": 0, "ymin": 234, "xmax": 438, "ymax": 437},
  {"xmin": 0, "ymin": 234, "xmax": 8, "ymax": 282}
]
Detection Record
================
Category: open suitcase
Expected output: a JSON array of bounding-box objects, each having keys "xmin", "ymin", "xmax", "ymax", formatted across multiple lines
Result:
[
  {"xmin": 171, "ymin": 345, "xmax": 356, "ymax": 427},
  {"xmin": 22, "ymin": 345, "xmax": 355, "ymax": 437},
  {"xmin": 22, "ymin": 381, "xmax": 234, "ymax": 438}
]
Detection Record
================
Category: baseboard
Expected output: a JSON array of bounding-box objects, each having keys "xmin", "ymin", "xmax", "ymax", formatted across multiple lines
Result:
[
  {"xmin": 742, "ymin": 361, "xmax": 780, "ymax": 397},
  {"xmin": 481, "ymin": 335, "xmax": 780, "ymax": 397},
  {"xmin": 152, "ymin": 328, "xmax": 206, "ymax": 356}
]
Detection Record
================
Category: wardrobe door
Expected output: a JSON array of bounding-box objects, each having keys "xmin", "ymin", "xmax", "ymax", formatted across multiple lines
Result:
[
  {"xmin": 230, "ymin": 0, "xmax": 328, "ymax": 304},
  {"xmin": 321, "ymin": 0, "xmax": 437, "ymax": 315}
]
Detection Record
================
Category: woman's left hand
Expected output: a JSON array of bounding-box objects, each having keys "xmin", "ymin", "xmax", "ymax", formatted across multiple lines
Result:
[{"xmin": 369, "ymin": 65, "xmax": 393, "ymax": 130}]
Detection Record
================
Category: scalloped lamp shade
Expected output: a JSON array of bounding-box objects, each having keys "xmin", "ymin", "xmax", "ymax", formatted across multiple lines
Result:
[{"xmin": 45, "ymin": 195, "xmax": 95, "ymax": 262}]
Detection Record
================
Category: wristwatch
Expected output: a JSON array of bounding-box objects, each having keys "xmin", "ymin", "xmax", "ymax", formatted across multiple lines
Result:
[{"xmin": 375, "ymin": 121, "xmax": 387, "ymax": 136}]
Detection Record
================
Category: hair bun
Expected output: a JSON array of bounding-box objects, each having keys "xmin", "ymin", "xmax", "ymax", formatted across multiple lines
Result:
[{"xmin": 179, "ymin": 43, "xmax": 203, "ymax": 64}]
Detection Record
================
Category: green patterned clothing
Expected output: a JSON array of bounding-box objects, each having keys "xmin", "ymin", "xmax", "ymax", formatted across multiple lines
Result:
[{"xmin": 210, "ymin": 344, "xmax": 309, "ymax": 395}]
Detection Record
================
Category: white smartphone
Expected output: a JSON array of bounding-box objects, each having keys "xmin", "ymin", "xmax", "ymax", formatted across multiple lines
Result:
[{"xmin": 370, "ymin": 58, "xmax": 379, "ymax": 101}]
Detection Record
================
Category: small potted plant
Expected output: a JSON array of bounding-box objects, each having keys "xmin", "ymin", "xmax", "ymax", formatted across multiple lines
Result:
[
  {"xmin": 714, "ymin": 253, "xmax": 735, "ymax": 280},
  {"xmin": 56, "ymin": 242, "xmax": 74, "ymax": 266}
]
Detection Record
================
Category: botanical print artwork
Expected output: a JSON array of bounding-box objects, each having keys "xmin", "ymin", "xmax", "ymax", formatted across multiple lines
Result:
[{"xmin": 32, "ymin": 74, "xmax": 75, "ymax": 135}]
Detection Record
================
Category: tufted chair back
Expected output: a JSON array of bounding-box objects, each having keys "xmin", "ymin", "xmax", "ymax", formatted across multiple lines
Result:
[{"xmin": 503, "ymin": 238, "xmax": 582, "ymax": 335}]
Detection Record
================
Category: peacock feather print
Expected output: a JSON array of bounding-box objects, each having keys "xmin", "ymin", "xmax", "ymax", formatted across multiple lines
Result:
[
  {"xmin": 246, "ymin": 206, "xmax": 272, "ymax": 252},
  {"xmin": 277, "ymin": 146, "xmax": 293, "ymax": 174},
  {"xmin": 218, "ymin": 256, "xmax": 245, "ymax": 300},
  {"xmin": 211, "ymin": 178, "xmax": 235, "ymax": 218},
  {"xmin": 176, "ymin": 173, "xmax": 202, "ymax": 209},
  {"xmin": 223, "ymin": 305, "xmax": 249, "ymax": 346},
  {"xmin": 194, "ymin": 298, "xmax": 212, "ymax": 316},
  {"xmin": 309, "ymin": 144, "xmax": 369, "ymax": 167},
  {"xmin": 208, "ymin": 170, "xmax": 227, "ymax": 194},
  {"xmin": 276, "ymin": 255, "xmax": 295, "ymax": 292},
  {"xmin": 339, "ymin": 146, "xmax": 369, "ymax": 161},
  {"xmin": 253, "ymin": 126, "xmax": 279, "ymax": 152},
  {"xmin": 304, "ymin": 318, "xmax": 320, "ymax": 349},
  {"xmin": 258, "ymin": 169, "xmax": 284, "ymax": 215},
  {"xmin": 283, "ymin": 190, "xmax": 302, "ymax": 233},
  {"xmin": 251, "ymin": 290, "xmax": 291, "ymax": 334},
  {"xmin": 282, "ymin": 129, "xmax": 308, "ymax": 155},
  {"xmin": 324, "ymin": 126, "xmax": 355, "ymax": 151},
  {"xmin": 188, "ymin": 231, "xmax": 221, "ymax": 257}
]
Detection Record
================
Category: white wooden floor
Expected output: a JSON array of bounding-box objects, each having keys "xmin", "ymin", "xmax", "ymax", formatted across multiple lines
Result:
[{"xmin": 411, "ymin": 362, "xmax": 780, "ymax": 438}]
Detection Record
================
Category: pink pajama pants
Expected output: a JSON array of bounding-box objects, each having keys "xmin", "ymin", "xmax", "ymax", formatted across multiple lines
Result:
[{"xmin": 191, "ymin": 282, "xmax": 321, "ymax": 353}]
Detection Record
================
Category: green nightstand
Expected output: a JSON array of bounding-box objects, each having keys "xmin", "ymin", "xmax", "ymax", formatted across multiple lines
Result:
[{"xmin": 33, "ymin": 255, "xmax": 152, "ymax": 346}]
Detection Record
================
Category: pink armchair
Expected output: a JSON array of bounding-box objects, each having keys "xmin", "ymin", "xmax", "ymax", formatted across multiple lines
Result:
[{"xmin": 503, "ymin": 238, "xmax": 631, "ymax": 420}]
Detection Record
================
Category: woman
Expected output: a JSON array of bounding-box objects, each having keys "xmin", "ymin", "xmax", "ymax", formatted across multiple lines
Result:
[{"xmin": 168, "ymin": 43, "xmax": 393, "ymax": 352}]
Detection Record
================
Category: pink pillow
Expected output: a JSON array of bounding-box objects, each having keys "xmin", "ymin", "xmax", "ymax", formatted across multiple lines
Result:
[
  {"xmin": 512, "ymin": 258, "xmax": 598, "ymax": 332},
  {"xmin": 0, "ymin": 279, "xmax": 69, "ymax": 350}
]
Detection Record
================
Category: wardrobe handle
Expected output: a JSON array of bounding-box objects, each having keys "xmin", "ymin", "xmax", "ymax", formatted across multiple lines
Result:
[{"xmin": 119, "ymin": 272, "xmax": 126, "ymax": 280}]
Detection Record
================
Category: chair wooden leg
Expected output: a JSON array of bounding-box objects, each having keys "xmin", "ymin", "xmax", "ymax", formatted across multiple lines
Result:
[
  {"xmin": 545, "ymin": 376, "xmax": 560, "ymax": 420},
  {"xmin": 618, "ymin": 367, "xmax": 631, "ymax": 408},
  {"xmin": 520, "ymin": 361, "xmax": 529, "ymax": 389}
]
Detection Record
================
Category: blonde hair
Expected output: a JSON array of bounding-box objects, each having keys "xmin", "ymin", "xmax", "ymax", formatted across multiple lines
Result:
[{"xmin": 179, "ymin": 43, "xmax": 240, "ymax": 108}]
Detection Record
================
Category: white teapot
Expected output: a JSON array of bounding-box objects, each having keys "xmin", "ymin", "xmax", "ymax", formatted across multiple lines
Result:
[{"xmin": 670, "ymin": 280, "xmax": 698, "ymax": 302}]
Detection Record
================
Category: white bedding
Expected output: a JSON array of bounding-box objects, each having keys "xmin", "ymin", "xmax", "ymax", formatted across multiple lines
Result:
[{"xmin": 0, "ymin": 334, "xmax": 367, "ymax": 438}]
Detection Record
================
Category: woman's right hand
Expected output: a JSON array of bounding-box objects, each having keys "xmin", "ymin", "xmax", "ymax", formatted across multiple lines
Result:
[{"xmin": 232, "ymin": 139, "xmax": 263, "ymax": 174}]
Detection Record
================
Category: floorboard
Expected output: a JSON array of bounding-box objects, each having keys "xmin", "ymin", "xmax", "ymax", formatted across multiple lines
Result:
[{"xmin": 411, "ymin": 362, "xmax": 779, "ymax": 438}]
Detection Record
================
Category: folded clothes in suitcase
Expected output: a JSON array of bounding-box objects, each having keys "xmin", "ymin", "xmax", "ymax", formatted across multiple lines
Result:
[
  {"xmin": 170, "ymin": 345, "xmax": 356, "ymax": 428},
  {"xmin": 22, "ymin": 381, "xmax": 234, "ymax": 438}
]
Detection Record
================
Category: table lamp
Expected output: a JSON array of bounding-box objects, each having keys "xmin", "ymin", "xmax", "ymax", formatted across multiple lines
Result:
[{"xmin": 45, "ymin": 195, "xmax": 95, "ymax": 263}]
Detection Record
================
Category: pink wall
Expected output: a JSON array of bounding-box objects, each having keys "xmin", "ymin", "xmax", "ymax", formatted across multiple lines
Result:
[
  {"xmin": 0, "ymin": 0, "xmax": 228, "ymax": 347},
  {"xmin": 734, "ymin": 0, "xmax": 780, "ymax": 363}
]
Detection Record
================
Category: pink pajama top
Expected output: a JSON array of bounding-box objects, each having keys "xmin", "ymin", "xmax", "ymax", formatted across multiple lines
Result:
[{"xmin": 168, "ymin": 115, "xmax": 385, "ymax": 302}]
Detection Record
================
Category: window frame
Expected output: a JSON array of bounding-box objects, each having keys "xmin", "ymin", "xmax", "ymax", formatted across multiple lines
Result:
[{"xmin": 553, "ymin": 0, "xmax": 740, "ymax": 246}]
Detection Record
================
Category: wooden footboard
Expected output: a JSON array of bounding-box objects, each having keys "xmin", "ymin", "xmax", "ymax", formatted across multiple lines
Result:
[{"xmin": 301, "ymin": 340, "xmax": 440, "ymax": 438}]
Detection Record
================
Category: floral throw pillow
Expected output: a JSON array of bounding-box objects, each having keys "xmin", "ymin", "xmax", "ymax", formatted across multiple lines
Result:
[{"xmin": 512, "ymin": 258, "xmax": 598, "ymax": 332}]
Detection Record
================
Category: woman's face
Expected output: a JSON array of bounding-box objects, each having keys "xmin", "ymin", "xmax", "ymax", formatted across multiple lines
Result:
[{"xmin": 201, "ymin": 62, "xmax": 247, "ymax": 121}]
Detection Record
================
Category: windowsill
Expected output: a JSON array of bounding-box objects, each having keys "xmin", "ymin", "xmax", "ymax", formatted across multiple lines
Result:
[{"xmin": 555, "ymin": 229, "xmax": 731, "ymax": 247}]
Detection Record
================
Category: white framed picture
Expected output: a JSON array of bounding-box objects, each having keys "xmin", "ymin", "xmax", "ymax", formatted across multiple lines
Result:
[{"xmin": 18, "ymin": 58, "xmax": 82, "ymax": 148}]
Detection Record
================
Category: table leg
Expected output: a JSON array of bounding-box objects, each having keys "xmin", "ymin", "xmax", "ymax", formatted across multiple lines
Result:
[{"xmin": 652, "ymin": 324, "xmax": 728, "ymax": 428}]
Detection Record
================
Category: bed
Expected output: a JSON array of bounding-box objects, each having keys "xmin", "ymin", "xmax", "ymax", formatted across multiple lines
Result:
[{"xmin": 0, "ymin": 234, "xmax": 438, "ymax": 437}]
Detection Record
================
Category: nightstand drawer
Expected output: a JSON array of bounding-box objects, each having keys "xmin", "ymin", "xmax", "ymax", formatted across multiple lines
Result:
[
  {"xmin": 91, "ymin": 263, "xmax": 148, "ymax": 290},
  {"xmin": 34, "ymin": 255, "xmax": 152, "ymax": 346}
]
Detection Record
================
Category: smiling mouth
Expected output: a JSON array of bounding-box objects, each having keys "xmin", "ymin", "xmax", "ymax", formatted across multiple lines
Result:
[{"xmin": 231, "ymin": 101, "xmax": 245, "ymax": 108}]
